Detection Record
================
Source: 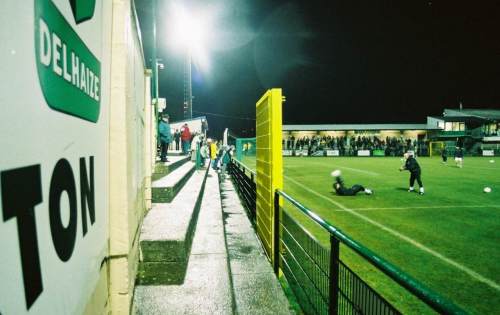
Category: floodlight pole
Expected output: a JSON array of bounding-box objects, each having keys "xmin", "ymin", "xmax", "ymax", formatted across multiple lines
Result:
[
  {"xmin": 151, "ymin": 0, "xmax": 160, "ymax": 149},
  {"xmin": 184, "ymin": 50, "xmax": 193, "ymax": 119},
  {"xmin": 151, "ymin": 0, "xmax": 158, "ymax": 103}
]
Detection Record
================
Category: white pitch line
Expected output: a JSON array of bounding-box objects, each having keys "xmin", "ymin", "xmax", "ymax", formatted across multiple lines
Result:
[
  {"xmin": 285, "ymin": 176, "xmax": 500, "ymax": 292},
  {"xmin": 338, "ymin": 205, "xmax": 500, "ymax": 212},
  {"xmin": 336, "ymin": 165, "xmax": 380, "ymax": 176},
  {"xmin": 453, "ymin": 165, "xmax": 498, "ymax": 171},
  {"xmin": 307, "ymin": 162, "xmax": 380, "ymax": 176}
]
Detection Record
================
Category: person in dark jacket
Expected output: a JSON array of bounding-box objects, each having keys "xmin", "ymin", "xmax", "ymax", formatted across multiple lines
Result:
[
  {"xmin": 174, "ymin": 129, "xmax": 181, "ymax": 151},
  {"xmin": 400, "ymin": 152, "xmax": 424, "ymax": 194},
  {"xmin": 158, "ymin": 114, "xmax": 172, "ymax": 162},
  {"xmin": 331, "ymin": 170, "xmax": 372, "ymax": 196},
  {"xmin": 441, "ymin": 147, "xmax": 448, "ymax": 164}
]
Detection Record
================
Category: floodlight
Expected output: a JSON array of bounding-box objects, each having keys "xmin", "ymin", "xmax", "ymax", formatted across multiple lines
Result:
[{"xmin": 169, "ymin": 3, "xmax": 212, "ymax": 71}]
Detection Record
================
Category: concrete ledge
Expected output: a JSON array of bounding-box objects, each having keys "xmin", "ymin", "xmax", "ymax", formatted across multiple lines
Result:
[
  {"xmin": 152, "ymin": 155, "xmax": 190, "ymax": 181},
  {"xmin": 152, "ymin": 161, "xmax": 196, "ymax": 202},
  {"xmin": 134, "ymin": 168, "xmax": 233, "ymax": 314},
  {"xmin": 138, "ymin": 169, "xmax": 208, "ymax": 284},
  {"xmin": 220, "ymin": 176, "xmax": 294, "ymax": 314},
  {"xmin": 134, "ymin": 254, "xmax": 232, "ymax": 315},
  {"xmin": 136, "ymin": 261, "xmax": 187, "ymax": 285}
]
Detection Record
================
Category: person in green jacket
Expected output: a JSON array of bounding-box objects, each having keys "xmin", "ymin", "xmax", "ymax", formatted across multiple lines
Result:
[{"xmin": 158, "ymin": 113, "xmax": 172, "ymax": 162}]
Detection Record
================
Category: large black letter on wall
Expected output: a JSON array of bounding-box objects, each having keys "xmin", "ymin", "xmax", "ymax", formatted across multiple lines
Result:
[
  {"xmin": 49, "ymin": 159, "xmax": 77, "ymax": 262},
  {"xmin": 1, "ymin": 165, "xmax": 43, "ymax": 309},
  {"xmin": 80, "ymin": 156, "xmax": 95, "ymax": 236}
]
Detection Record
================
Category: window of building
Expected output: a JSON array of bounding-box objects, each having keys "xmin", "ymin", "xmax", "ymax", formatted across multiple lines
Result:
[{"xmin": 445, "ymin": 122, "xmax": 452, "ymax": 131}]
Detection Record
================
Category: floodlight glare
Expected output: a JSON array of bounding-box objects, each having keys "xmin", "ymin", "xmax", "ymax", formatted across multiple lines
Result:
[{"xmin": 169, "ymin": 3, "xmax": 212, "ymax": 71}]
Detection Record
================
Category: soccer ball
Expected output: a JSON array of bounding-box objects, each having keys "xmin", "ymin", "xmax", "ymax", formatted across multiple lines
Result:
[
  {"xmin": 484, "ymin": 187, "xmax": 492, "ymax": 193},
  {"xmin": 331, "ymin": 170, "xmax": 341, "ymax": 177}
]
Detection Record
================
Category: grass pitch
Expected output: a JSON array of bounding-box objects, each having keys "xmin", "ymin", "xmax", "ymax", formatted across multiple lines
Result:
[{"xmin": 239, "ymin": 156, "xmax": 500, "ymax": 314}]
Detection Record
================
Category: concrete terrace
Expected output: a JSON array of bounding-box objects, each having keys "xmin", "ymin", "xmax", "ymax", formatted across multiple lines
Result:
[{"xmin": 133, "ymin": 155, "xmax": 294, "ymax": 314}]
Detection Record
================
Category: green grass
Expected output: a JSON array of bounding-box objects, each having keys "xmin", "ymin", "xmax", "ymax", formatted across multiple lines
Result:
[{"xmin": 239, "ymin": 156, "xmax": 500, "ymax": 314}]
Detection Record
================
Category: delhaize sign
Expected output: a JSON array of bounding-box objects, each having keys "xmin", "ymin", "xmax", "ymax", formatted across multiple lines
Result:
[
  {"xmin": 0, "ymin": 0, "xmax": 109, "ymax": 314},
  {"xmin": 35, "ymin": 0, "xmax": 101, "ymax": 122}
]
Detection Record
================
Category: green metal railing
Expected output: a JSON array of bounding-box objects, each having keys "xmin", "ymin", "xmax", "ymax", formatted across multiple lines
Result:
[
  {"xmin": 274, "ymin": 190, "xmax": 467, "ymax": 315},
  {"xmin": 228, "ymin": 159, "xmax": 467, "ymax": 314},
  {"xmin": 228, "ymin": 159, "xmax": 256, "ymax": 221}
]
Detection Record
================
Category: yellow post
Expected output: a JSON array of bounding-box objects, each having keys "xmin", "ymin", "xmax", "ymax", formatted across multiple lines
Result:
[{"xmin": 256, "ymin": 88, "xmax": 283, "ymax": 259}]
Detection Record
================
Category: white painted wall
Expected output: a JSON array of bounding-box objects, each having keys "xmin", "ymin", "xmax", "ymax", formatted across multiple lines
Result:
[
  {"xmin": 0, "ymin": 1, "xmax": 152, "ymax": 314},
  {"xmin": 0, "ymin": 1, "xmax": 110, "ymax": 314}
]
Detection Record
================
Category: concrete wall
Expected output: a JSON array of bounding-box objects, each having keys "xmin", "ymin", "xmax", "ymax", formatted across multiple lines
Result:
[{"xmin": 107, "ymin": 0, "xmax": 152, "ymax": 314}]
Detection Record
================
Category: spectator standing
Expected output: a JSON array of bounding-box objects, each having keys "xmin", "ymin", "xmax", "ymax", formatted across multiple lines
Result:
[
  {"xmin": 200, "ymin": 141, "xmax": 209, "ymax": 167},
  {"xmin": 220, "ymin": 146, "xmax": 234, "ymax": 178},
  {"xmin": 181, "ymin": 123, "xmax": 191, "ymax": 155},
  {"xmin": 210, "ymin": 140, "xmax": 218, "ymax": 168},
  {"xmin": 158, "ymin": 114, "xmax": 172, "ymax": 162},
  {"xmin": 191, "ymin": 133, "xmax": 202, "ymax": 161},
  {"xmin": 201, "ymin": 118, "xmax": 208, "ymax": 138},
  {"xmin": 174, "ymin": 129, "xmax": 181, "ymax": 151}
]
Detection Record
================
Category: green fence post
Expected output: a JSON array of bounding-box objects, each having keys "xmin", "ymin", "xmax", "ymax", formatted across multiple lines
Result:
[
  {"xmin": 196, "ymin": 142, "xmax": 201, "ymax": 170},
  {"xmin": 329, "ymin": 235, "xmax": 340, "ymax": 315},
  {"xmin": 273, "ymin": 191, "xmax": 280, "ymax": 274}
]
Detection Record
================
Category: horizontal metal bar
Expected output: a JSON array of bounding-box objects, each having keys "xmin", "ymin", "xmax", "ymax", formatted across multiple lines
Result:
[
  {"xmin": 232, "ymin": 158, "xmax": 256, "ymax": 176},
  {"xmin": 276, "ymin": 189, "xmax": 467, "ymax": 315}
]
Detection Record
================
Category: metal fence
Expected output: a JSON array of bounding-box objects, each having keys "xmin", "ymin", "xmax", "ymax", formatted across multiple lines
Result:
[
  {"xmin": 276, "ymin": 194, "xmax": 400, "ymax": 315},
  {"xmin": 229, "ymin": 159, "xmax": 466, "ymax": 315},
  {"xmin": 228, "ymin": 159, "xmax": 256, "ymax": 221},
  {"xmin": 274, "ymin": 190, "xmax": 466, "ymax": 315}
]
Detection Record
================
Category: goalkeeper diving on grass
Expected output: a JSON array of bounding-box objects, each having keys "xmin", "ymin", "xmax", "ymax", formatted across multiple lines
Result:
[{"xmin": 331, "ymin": 170, "xmax": 373, "ymax": 196}]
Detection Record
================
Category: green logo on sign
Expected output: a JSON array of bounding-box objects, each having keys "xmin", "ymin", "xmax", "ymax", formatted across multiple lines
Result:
[
  {"xmin": 69, "ymin": 0, "xmax": 96, "ymax": 24},
  {"xmin": 35, "ymin": 0, "xmax": 101, "ymax": 122}
]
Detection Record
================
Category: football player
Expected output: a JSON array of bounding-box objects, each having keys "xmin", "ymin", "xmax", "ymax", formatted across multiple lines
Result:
[
  {"xmin": 400, "ymin": 152, "xmax": 424, "ymax": 195},
  {"xmin": 331, "ymin": 170, "xmax": 373, "ymax": 196}
]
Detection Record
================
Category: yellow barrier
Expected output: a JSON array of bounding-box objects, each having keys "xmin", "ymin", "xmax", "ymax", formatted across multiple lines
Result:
[{"xmin": 255, "ymin": 89, "xmax": 283, "ymax": 258}]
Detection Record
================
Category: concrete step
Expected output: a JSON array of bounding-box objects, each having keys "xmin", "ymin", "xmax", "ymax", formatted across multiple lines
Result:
[
  {"xmin": 155, "ymin": 148, "xmax": 186, "ymax": 157},
  {"xmin": 220, "ymin": 175, "xmax": 295, "ymax": 315},
  {"xmin": 166, "ymin": 151, "xmax": 186, "ymax": 156},
  {"xmin": 137, "ymin": 168, "xmax": 208, "ymax": 285},
  {"xmin": 152, "ymin": 161, "xmax": 196, "ymax": 203},
  {"xmin": 134, "ymin": 168, "xmax": 233, "ymax": 314},
  {"xmin": 153, "ymin": 155, "xmax": 190, "ymax": 181}
]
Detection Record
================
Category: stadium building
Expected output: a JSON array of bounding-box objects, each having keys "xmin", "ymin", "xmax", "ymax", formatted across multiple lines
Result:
[
  {"xmin": 281, "ymin": 108, "xmax": 500, "ymax": 157},
  {"xmin": 427, "ymin": 108, "xmax": 500, "ymax": 155}
]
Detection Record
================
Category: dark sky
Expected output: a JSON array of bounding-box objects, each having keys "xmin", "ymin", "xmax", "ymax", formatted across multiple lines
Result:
[{"xmin": 136, "ymin": 0, "xmax": 500, "ymax": 137}]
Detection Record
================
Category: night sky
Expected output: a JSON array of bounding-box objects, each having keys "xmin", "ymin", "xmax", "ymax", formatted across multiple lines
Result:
[{"xmin": 136, "ymin": 0, "xmax": 500, "ymax": 137}]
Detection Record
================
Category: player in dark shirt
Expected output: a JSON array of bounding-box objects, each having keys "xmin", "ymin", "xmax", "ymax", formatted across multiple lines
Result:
[
  {"xmin": 441, "ymin": 148, "xmax": 447, "ymax": 164},
  {"xmin": 332, "ymin": 170, "xmax": 372, "ymax": 196},
  {"xmin": 454, "ymin": 147, "xmax": 464, "ymax": 168},
  {"xmin": 400, "ymin": 152, "xmax": 424, "ymax": 195}
]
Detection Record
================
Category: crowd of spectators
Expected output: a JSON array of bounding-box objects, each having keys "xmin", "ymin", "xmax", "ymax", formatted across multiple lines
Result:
[{"xmin": 283, "ymin": 135, "xmax": 426, "ymax": 156}]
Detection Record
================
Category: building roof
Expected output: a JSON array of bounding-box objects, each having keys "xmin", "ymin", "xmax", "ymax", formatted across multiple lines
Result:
[
  {"xmin": 283, "ymin": 123, "xmax": 437, "ymax": 131},
  {"xmin": 443, "ymin": 109, "xmax": 500, "ymax": 121}
]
